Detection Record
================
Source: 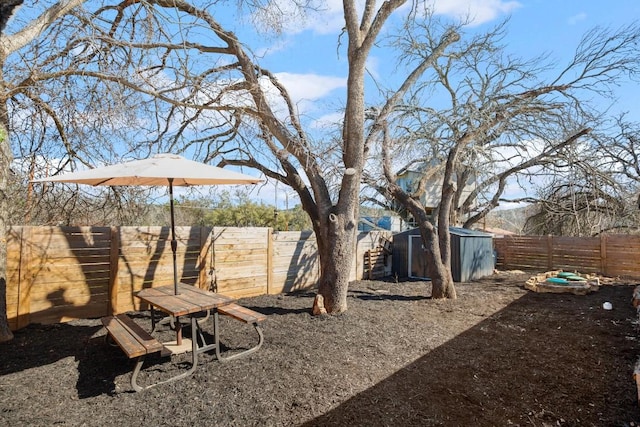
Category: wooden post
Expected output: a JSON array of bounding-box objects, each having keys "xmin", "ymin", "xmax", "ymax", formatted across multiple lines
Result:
[
  {"xmin": 198, "ymin": 227, "xmax": 209, "ymax": 289},
  {"xmin": 108, "ymin": 227, "xmax": 120, "ymax": 315},
  {"xmin": 16, "ymin": 227, "xmax": 32, "ymax": 329},
  {"xmin": 502, "ymin": 238, "xmax": 509, "ymax": 269},
  {"xmin": 267, "ymin": 229, "xmax": 273, "ymax": 294},
  {"xmin": 600, "ymin": 233, "xmax": 608, "ymax": 276},
  {"xmin": 547, "ymin": 235, "xmax": 554, "ymax": 270}
]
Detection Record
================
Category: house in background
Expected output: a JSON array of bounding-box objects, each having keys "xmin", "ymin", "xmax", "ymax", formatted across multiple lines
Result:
[
  {"xmin": 395, "ymin": 159, "xmax": 476, "ymax": 226},
  {"xmin": 358, "ymin": 215, "xmax": 403, "ymax": 232}
]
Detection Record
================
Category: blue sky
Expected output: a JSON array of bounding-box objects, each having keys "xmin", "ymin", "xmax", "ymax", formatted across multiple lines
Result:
[
  {"xmin": 217, "ymin": 1, "xmax": 640, "ymax": 127},
  {"xmin": 218, "ymin": 1, "xmax": 640, "ymax": 207},
  {"xmin": 11, "ymin": 1, "xmax": 640, "ymax": 210}
]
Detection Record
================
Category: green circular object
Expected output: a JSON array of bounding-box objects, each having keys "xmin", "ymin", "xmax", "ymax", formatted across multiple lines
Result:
[
  {"xmin": 556, "ymin": 272, "xmax": 575, "ymax": 278},
  {"xmin": 546, "ymin": 277, "xmax": 569, "ymax": 284}
]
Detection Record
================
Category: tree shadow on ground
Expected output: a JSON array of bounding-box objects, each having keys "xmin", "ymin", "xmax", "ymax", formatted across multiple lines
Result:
[
  {"xmin": 75, "ymin": 314, "xmax": 208, "ymax": 398},
  {"xmin": 0, "ymin": 322, "xmax": 103, "ymax": 376},
  {"xmin": 348, "ymin": 289, "xmax": 430, "ymax": 302},
  {"xmin": 75, "ymin": 335, "xmax": 138, "ymax": 398},
  {"xmin": 303, "ymin": 285, "xmax": 640, "ymax": 426},
  {"xmin": 243, "ymin": 305, "xmax": 310, "ymax": 316}
]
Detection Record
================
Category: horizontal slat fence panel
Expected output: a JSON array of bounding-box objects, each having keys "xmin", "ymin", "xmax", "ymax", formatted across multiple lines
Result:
[
  {"xmin": 114, "ymin": 226, "xmax": 206, "ymax": 313},
  {"xmin": 494, "ymin": 234, "xmax": 640, "ymax": 279},
  {"xmin": 270, "ymin": 231, "xmax": 319, "ymax": 294},
  {"xmin": 6, "ymin": 226, "xmax": 392, "ymax": 331},
  {"xmin": 603, "ymin": 234, "xmax": 640, "ymax": 277},
  {"xmin": 209, "ymin": 227, "xmax": 270, "ymax": 299},
  {"xmin": 9, "ymin": 227, "xmax": 112, "ymax": 328}
]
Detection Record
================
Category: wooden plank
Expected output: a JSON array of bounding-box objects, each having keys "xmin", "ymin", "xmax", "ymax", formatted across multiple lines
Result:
[
  {"xmin": 102, "ymin": 315, "xmax": 153, "ymax": 358},
  {"xmin": 216, "ymin": 275, "xmax": 269, "ymax": 291},
  {"xmin": 218, "ymin": 303, "xmax": 266, "ymax": 323},
  {"xmin": 135, "ymin": 287, "xmax": 195, "ymax": 316},
  {"xmin": 27, "ymin": 285, "xmax": 108, "ymax": 306},
  {"xmin": 198, "ymin": 228, "xmax": 210, "ymax": 292},
  {"xmin": 221, "ymin": 286, "xmax": 270, "ymax": 299},
  {"xmin": 29, "ymin": 267, "xmax": 111, "ymax": 285},
  {"xmin": 113, "ymin": 314, "xmax": 164, "ymax": 354},
  {"xmin": 494, "ymin": 234, "xmax": 640, "ymax": 278}
]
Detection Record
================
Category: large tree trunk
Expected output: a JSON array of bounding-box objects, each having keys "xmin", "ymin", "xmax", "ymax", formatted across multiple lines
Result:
[
  {"xmin": 315, "ymin": 211, "xmax": 356, "ymax": 314},
  {"xmin": 0, "ymin": 116, "xmax": 14, "ymax": 342},
  {"xmin": 417, "ymin": 220, "xmax": 457, "ymax": 299}
]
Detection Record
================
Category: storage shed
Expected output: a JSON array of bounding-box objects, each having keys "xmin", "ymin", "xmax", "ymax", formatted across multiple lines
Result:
[{"xmin": 392, "ymin": 227, "xmax": 495, "ymax": 282}]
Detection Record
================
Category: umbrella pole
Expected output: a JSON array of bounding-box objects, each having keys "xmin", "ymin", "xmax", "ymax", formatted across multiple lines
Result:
[
  {"xmin": 169, "ymin": 179, "xmax": 182, "ymax": 346},
  {"xmin": 169, "ymin": 179, "xmax": 179, "ymax": 295}
]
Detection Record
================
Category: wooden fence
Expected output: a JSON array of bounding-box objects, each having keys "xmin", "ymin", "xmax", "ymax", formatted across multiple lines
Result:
[
  {"xmin": 6, "ymin": 226, "xmax": 390, "ymax": 331},
  {"xmin": 494, "ymin": 234, "xmax": 640, "ymax": 279}
]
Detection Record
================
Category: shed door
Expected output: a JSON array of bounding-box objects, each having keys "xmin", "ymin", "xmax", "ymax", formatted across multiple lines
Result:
[{"xmin": 409, "ymin": 235, "xmax": 429, "ymax": 279}]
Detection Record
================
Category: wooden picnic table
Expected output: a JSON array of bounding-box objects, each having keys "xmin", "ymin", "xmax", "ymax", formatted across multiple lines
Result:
[
  {"xmin": 100, "ymin": 283, "xmax": 266, "ymax": 391},
  {"xmin": 136, "ymin": 283, "xmax": 234, "ymax": 352}
]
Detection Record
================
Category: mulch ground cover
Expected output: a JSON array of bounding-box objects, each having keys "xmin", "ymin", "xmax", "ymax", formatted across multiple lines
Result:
[{"xmin": 1, "ymin": 270, "xmax": 640, "ymax": 426}]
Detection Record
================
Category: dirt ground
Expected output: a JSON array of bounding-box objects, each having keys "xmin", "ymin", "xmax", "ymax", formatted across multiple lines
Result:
[{"xmin": 1, "ymin": 270, "xmax": 640, "ymax": 426}]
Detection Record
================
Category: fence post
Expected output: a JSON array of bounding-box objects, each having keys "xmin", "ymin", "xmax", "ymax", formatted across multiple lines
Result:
[
  {"xmin": 600, "ymin": 234, "xmax": 608, "ymax": 276},
  {"xmin": 108, "ymin": 227, "xmax": 120, "ymax": 315},
  {"xmin": 498, "ymin": 238, "xmax": 507, "ymax": 269},
  {"xmin": 547, "ymin": 235, "xmax": 554, "ymax": 270},
  {"xmin": 267, "ymin": 229, "xmax": 273, "ymax": 294},
  {"xmin": 198, "ymin": 227, "xmax": 209, "ymax": 289},
  {"xmin": 16, "ymin": 227, "xmax": 32, "ymax": 329}
]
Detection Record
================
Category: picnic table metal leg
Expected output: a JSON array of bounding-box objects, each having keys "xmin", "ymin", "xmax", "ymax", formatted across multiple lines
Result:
[
  {"xmin": 213, "ymin": 311, "xmax": 264, "ymax": 362},
  {"xmin": 151, "ymin": 309, "xmax": 179, "ymax": 334},
  {"xmin": 130, "ymin": 317, "xmax": 199, "ymax": 392},
  {"xmin": 131, "ymin": 357, "xmax": 148, "ymax": 392},
  {"xmin": 197, "ymin": 309, "xmax": 211, "ymax": 326}
]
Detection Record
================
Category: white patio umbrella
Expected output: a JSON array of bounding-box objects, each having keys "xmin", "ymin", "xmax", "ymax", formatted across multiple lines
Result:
[{"xmin": 33, "ymin": 153, "xmax": 262, "ymax": 295}]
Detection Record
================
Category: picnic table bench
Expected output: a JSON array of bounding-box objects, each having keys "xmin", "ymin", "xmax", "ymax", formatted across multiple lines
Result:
[
  {"xmin": 101, "ymin": 313, "xmax": 195, "ymax": 392},
  {"xmin": 101, "ymin": 285, "xmax": 268, "ymax": 391},
  {"xmin": 215, "ymin": 303, "xmax": 267, "ymax": 361}
]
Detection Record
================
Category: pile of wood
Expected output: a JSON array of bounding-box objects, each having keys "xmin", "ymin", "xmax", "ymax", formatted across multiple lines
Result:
[
  {"xmin": 364, "ymin": 238, "xmax": 392, "ymax": 280},
  {"xmin": 524, "ymin": 270, "xmax": 600, "ymax": 295}
]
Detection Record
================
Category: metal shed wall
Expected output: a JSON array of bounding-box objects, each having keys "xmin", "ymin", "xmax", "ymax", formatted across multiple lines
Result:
[
  {"xmin": 449, "ymin": 227, "xmax": 495, "ymax": 282},
  {"xmin": 391, "ymin": 228, "xmax": 416, "ymax": 279},
  {"xmin": 392, "ymin": 227, "xmax": 494, "ymax": 282}
]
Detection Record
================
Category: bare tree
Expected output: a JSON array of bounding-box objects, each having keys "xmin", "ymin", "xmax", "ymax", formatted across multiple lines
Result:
[
  {"xmin": 365, "ymin": 18, "xmax": 640, "ymax": 298},
  {"xmin": 0, "ymin": 0, "xmax": 58, "ymax": 344},
  {"xmin": 599, "ymin": 115, "xmax": 640, "ymax": 206},
  {"xmin": 524, "ymin": 115, "xmax": 640, "ymax": 236},
  {"xmin": 2, "ymin": 0, "xmax": 433, "ymax": 334}
]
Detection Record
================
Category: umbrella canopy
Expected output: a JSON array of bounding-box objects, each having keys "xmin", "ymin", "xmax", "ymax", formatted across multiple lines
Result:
[
  {"xmin": 33, "ymin": 153, "xmax": 262, "ymax": 296},
  {"xmin": 32, "ymin": 153, "xmax": 262, "ymax": 187}
]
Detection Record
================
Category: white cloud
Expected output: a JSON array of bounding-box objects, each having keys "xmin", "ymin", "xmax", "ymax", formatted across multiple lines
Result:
[
  {"xmin": 365, "ymin": 55, "xmax": 381, "ymax": 80},
  {"xmin": 568, "ymin": 12, "xmax": 587, "ymax": 26},
  {"xmin": 303, "ymin": 0, "xmax": 351, "ymax": 35},
  {"xmin": 260, "ymin": 72, "xmax": 346, "ymax": 122},
  {"xmin": 302, "ymin": 1, "xmax": 530, "ymax": 36},
  {"xmin": 254, "ymin": 38, "xmax": 292, "ymax": 58},
  {"xmin": 265, "ymin": 0, "xmax": 522, "ymax": 35},
  {"xmin": 430, "ymin": 0, "xmax": 522, "ymax": 26},
  {"xmin": 274, "ymin": 72, "xmax": 346, "ymax": 103},
  {"xmin": 309, "ymin": 111, "xmax": 344, "ymax": 129}
]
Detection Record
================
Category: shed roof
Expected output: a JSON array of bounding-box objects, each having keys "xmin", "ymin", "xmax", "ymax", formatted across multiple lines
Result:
[{"xmin": 448, "ymin": 227, "xmax": 493, "ymax": 238}]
